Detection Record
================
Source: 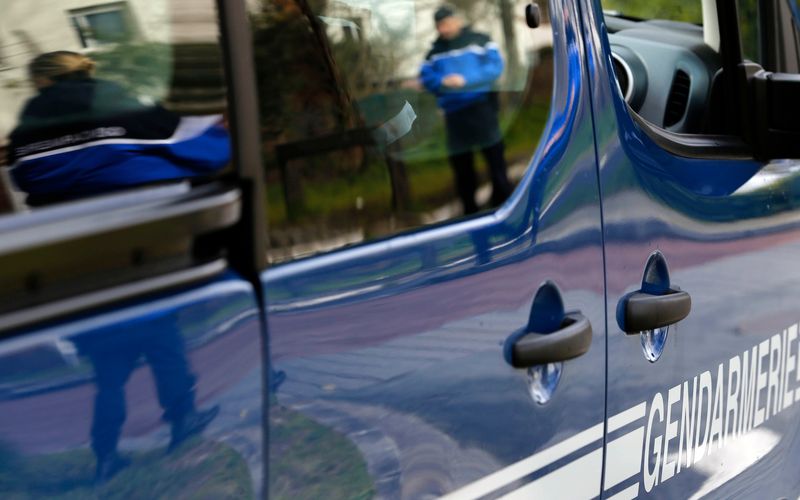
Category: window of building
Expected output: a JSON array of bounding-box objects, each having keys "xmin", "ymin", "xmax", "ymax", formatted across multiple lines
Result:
[{"xmin": 69, "ymin": 2, "xmax": 136, "ymax": 48}]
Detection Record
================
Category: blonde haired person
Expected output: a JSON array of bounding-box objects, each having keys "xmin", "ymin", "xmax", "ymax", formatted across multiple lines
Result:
[
  {"xmin": 29, "ymin": 50, "xmax": 97, "ymax": 89},
  {"xmin": 7, "ymin": 50, "xmax": 229, "ymax": 206}
]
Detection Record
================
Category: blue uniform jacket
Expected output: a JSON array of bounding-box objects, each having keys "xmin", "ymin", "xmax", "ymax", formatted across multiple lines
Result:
[
  {"xmin": 7, "ymin": 79, "xmax": 230, "ymax": 206},
  {"xmin": 420, "ymin": 28, "xmax": 504, "ymax": 113}
]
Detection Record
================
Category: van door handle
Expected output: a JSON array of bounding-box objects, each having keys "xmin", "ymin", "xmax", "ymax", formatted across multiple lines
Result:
[
  {"xmin": 619, "ymin": 288, "xmax": 691, "ymax": 334},
  {"xmin": 504, "ymin": 312, "xmax": 592, "ymax": 368}
]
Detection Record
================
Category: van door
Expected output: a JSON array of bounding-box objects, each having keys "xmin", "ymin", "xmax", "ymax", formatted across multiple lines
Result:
[
  {"xmin": 0, "ymin": 0, "xmax": 267, "ymax": 496},
  {"xmin": 255, "ymin": 0, "xmax": 608, "ymax": 498},
  {"xmin": 584, "ymin": 0, "xmax": 800, "ymax": 497}
]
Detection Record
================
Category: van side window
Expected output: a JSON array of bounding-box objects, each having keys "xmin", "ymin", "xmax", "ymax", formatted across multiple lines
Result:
[
  {"xmin": 601, "ymin": 1, "xmax": 722, "ymax": 135},
  {"xmin": 0, "ymin": 0, "xmax": 230, "ymax": 210},
  {"xmin": 602, "ymin": 0, "xmax": 800, "ymax": 138},
  {"xmin": 737, "ymin": 0, "xmax": 800, "ymax": 73},
  {"xmin": 250, "ymin": 1, "xmax": 555, "ymax": 263}
]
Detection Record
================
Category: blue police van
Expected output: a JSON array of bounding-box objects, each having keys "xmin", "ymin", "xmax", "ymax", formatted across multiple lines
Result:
[{"xmin": 1, "ymin": 0, "xmax": 800, "ymax": 498}]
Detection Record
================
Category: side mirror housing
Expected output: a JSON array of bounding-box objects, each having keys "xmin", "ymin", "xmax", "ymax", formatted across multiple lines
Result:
[{"xmin": 750, "ymin": 68, "xmax": 800, "ymax": 159}]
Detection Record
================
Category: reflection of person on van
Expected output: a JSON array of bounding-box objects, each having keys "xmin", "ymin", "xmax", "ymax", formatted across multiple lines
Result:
[
  {"xmin": 72, "ymin": 316, "xmax": 220, "ymax": 485},
  {"xmin": 420, "ymin": 5, "xmax": 513, "ymax": 214},
  {"xmin": 6, "ymin": 51, "xmax": 229, "ymax": 206}
]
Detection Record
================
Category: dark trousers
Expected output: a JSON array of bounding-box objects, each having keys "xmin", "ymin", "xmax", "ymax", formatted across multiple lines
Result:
[
  {"xmin": 449, "ymin": 140, "xmax": 513, "ymax": 214},
  {"xmin": 86, "ymin": 326, "xmax": 196, "ymax": 459}
]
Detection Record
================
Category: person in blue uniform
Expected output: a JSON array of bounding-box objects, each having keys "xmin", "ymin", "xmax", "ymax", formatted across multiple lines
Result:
[
  {"xmin": 73, "ymin": 316, "xmax": 220, "ymax": 484},
  {"xmin": 6, "ymin": 51, "xmax": 230, "ymax": 206},
  {"xmin": 420, "ymin": 5, "xmax": 513, "ymax": 214},
  {"xmin": 8, "ymin": 51, "xmax": 225, "ymax": 484}
]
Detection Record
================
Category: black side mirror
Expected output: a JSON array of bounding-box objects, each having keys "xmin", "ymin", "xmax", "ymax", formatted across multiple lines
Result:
[
  {"xmin": 749, "ymin": 68, "xmax": 800, "ymax": 159},
  {"xmin": 526, "ymin": 3, "xmax": 541, "ymax": 29}
]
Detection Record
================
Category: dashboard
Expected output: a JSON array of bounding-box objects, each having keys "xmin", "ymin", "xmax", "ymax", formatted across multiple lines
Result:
[{"xmin": 607, "ymin": 16, "xmax": 723, "ymax": 134}]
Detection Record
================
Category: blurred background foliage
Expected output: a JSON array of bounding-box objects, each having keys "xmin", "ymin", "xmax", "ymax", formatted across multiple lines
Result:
[
  {"xmin": 248, "ymin": 0, "xmax": 554, "ymax": 260},
  {"xmin": 602, "ymin": 0, "xmax": 702, "ymax": 24}
]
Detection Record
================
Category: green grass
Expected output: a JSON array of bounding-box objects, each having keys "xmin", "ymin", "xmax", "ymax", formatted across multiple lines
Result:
[
  {"xmin": 0, "ymin": 438, "xmax": 253, "ymax": 499},
  {"xmin": 264, "ymin": 97, "xmax": 552, "ymax": 231},
  {"xmin": 269, "ymin": 403, "xmax": 373, "ymax": 500}
]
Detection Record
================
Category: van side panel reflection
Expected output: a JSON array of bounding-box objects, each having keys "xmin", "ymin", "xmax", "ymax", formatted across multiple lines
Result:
[{"xmin": 0, "ymin": 275, "xmax": 263, "ymax": 496}]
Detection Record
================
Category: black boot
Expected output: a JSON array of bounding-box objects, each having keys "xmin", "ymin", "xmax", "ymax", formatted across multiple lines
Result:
[
  {"xmin": 168, "ymin": 405, "xmax": 220, "ymax": 452},
  {"xmin": 95, "ymin": 452, "xmax": 131, "ymax": 485}
]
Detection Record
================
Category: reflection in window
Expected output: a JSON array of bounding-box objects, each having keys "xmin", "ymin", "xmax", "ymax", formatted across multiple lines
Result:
[
  {"xmin": 251, "ymin": 0, "xmax": 554, "ymax": 263},
  {"xmin": 0, "ymin": 0, "xmax": 230, "ymax": 211}
]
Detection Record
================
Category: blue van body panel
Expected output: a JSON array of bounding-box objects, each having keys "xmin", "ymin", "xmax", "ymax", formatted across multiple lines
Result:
[
  {"xmin": 261, "ymin": 0, "xmax": 608, "ymax": 497},
  {"xmin": 0, "ymin": 272, "xmax": 263, "ymax": 496},
  {"xmin": 6, "ymin": 0, "xmax": 800, "ymax": 497},
  {"xmin": 582, "ymin": 0, "xmax": 800, "ymax": 498}
]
